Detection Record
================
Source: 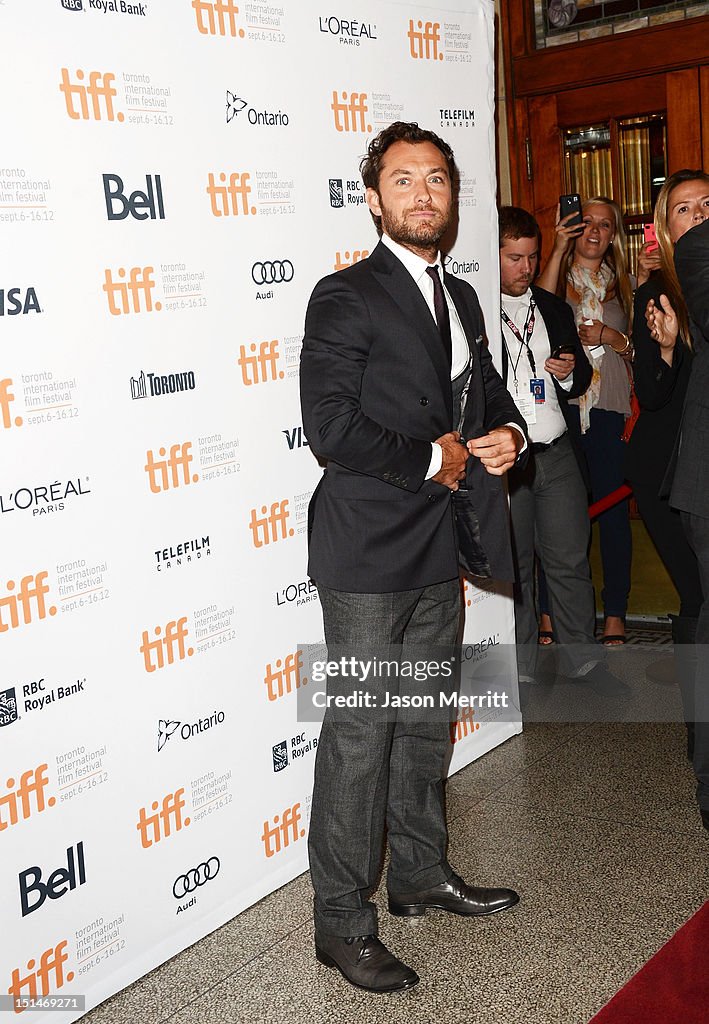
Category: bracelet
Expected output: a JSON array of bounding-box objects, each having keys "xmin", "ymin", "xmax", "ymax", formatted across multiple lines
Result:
[
  {"xmin": 599, "ymin": 324, "xmax": 606, "ymax": 344},
  {"xmin": 616, "ymin": 332, "xmax": 631, "ymax": 354}
]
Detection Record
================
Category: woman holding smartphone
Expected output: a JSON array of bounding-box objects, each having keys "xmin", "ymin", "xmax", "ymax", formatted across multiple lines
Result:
[
  {"xmin": 626, "ymin": 171, "xmax": 709, "ymax": 656},
  {"xmin": 537, "ymin": 196, "xmax": 635, "ymax": 645}
]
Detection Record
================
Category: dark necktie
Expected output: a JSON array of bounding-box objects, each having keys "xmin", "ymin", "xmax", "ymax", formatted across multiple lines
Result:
[{"xmin": 426, "ymin": 265, "xmax": 452, "ymax": 369}]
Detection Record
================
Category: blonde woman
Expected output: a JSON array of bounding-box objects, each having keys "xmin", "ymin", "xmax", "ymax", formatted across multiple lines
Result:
[{"xmin": 537, "ymin": 197, "xmax": 635, "ymax": 645}]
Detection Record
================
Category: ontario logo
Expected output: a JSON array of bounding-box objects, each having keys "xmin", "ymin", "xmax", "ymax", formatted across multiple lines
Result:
[
  {"xmin": 157, "ymin": 711, "xmax": 225, "ymax": 752},
  {"xmin": 225, "ymin": 91, "xmax": 289, "ymax": 126}
]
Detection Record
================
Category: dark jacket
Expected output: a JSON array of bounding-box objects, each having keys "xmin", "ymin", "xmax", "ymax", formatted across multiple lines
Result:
[{"xmin": 300, "ymin": 240, "xmax": 527, "ymax": 591}]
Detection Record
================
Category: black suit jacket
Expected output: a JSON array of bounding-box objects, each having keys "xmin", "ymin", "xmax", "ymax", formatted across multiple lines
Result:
[
  {"xmin": 668, "ymin": 218, "xmax": 709, "ymax": 517},
  {"xmin": 499, "ymin": 284, "xmax": 591, "ymax": 487},
  {"xmin": 299, "ymin": 241, "xmax": 527, "ymax": 592}
]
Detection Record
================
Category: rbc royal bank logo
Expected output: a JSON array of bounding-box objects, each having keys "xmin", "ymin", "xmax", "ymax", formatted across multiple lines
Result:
[
  {"xmin": 60, "ymin": 68, "xmax": 124, "ymax": 120},
  {"xmin": 0, "ymin": 688, "xmax": 19, "ymax": 728},
  {"xmin": 272, "ymin": 740, "xmax": 288, "ymax": 772},
  {"xmin": 408, "ymin": 19, "xmax": 442, "ymax": 60},
  {"xmin": 330, "ymin": 91, "xmax": 371, "ymax": 132},
  {"xmin": 193, "ymin": 0, "xmax": 244, "ymax": 37}
]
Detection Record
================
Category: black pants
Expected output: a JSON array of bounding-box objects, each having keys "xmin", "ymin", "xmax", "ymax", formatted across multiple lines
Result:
[
  {"xmin": 679, "ymin": 511, "xmax": 709, "ymax": 812},
  {"xmin": 309, "ymin": 580, "xmax": 460, "ymax": 937}
]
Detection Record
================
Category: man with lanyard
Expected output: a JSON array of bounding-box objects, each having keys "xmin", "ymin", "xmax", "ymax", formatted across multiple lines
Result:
[{"xmin": 498, "ymin": 206, "xmax": 597, "ymax": 684}]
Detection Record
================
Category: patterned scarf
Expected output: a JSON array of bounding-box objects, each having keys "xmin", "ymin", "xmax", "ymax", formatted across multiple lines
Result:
[{"xmin": 568, "ymin": 261, "xmax": 613, "ymax": 433}]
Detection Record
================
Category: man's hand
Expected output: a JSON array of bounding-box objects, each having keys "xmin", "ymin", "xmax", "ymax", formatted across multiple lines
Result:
[
  {"xmin": 432, "ymin": 431, "xmax": 469, "ymax": 491},
  {"xmin": 544, "ymin": 353, "xmax": 575, "ymax": 381},
  {"xmin": 467, "ymin": 427, "xmax": 523, "ymax": 476}
]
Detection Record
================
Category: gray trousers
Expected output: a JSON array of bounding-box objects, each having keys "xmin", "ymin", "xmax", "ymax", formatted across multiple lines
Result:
[
  {"xmin": 509, "ymin": 435, "xmax": 596, "ymax": 678},
  {"xmin": 309, "ymin": 580, "xmax": 461, "ymax": 937}
]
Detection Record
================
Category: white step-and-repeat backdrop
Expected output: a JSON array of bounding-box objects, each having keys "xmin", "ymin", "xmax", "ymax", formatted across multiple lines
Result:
[{"xmin": 1, "ymin": 1, "xmax": 520, "ymax": 1019}]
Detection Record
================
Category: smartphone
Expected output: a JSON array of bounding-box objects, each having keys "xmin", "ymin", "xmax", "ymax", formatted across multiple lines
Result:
[
  {"xmin": 559, "ymin": 193, "xmax": 584, "ymax": 231},
  {"xmin": 643, "ymin": 222, "xmax": 658, "ymax": 252},
  {"xmin": 550, "ymin": 344, "xmax": 576, "ymax": 360}
]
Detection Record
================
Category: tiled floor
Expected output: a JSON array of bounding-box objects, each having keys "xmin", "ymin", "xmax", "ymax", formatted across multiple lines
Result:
[{"xmin": 83, "ymin": 682, "xmax": 708, "ymax": 1023}]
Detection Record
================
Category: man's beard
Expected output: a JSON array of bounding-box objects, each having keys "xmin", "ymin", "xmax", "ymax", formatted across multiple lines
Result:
[{"xmin": 380, "ymin": 204, "xmax": 450, "ymax": 249}]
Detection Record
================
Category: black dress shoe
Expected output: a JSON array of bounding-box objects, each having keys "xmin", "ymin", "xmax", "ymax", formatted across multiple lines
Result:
[
  {"xmin": 315, "ymin": 932, "xmax": 419, "ymax": 993},
  {"xmin": 389, "ymin": 872, "xmax": 519, "ymax": 918}
]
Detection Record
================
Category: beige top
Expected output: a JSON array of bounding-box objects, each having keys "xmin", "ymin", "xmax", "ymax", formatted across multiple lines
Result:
[{"xmin": 567, "ymin": 289, "xmax": 632, "ymax": 418}]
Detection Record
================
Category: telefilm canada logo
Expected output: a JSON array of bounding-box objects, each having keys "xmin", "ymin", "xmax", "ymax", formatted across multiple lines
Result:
[
  {"xmin": 439, "ymin": 107, "xmax": 475, "ymax": 129},
  {"xmin": 226, "ymin": 91, "xmax": 289, "ymax": 127},
  {"xmin": 130, "ymin": 369, "xmax": 196, "ymax": 401},
  {"xmin": 155, "ymin": 536, "xmax": 211, "ymax": 573}
]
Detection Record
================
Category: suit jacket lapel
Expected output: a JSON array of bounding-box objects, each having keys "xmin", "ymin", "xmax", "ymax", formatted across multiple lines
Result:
[{"xmin": 369, "ymin": 242, "xmax": 453, "ymax": 419}]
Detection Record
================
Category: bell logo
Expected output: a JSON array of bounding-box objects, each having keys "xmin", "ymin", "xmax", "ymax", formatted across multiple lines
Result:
[
  {"xmin": 19, "ymin": 842, "xmax": 87, "ymax": 918},
  {"xmin": 103, "ymin": 173, "xmax": 166, "ymax": 221},
  {"xmin": 0, "ymin": 765, "xmax": 56, "ymax": 832},
  {"xmin": 136, "ymin": 788, "xmax": 190, "ymax": 848},
  {"xmin": 334, "ymin": 249, "xmax": 369, "ymax": 272},
  {"xmin": 144, "ymin": 442, "xmax": 199, "ymax": 493},
  {"xmin": 192, "ymin": 0, "xmax": 245, "ymax": 37},
  {"xmin": 330, "ymin": 91, "xmax": 371, "ymax": 133},
  {"xmin": 139, "ymin": 617, "xmax": 194, "ymax": 672},
  {"xmin": 103, "ymin": 266, "xmax": 161, "ymax": 315},
  {"xmin": 263, "ymin": 649, "xmax": 306, "ymax": 701},
  {"xmin": 408, "ymin": 20, "xmax": 442, "ymax": 61},
  {"xmin": 207, "ymin": 172, "xmax": 255, "ymax": 216},
  {"xmin": 0, "ymin": 379, "xmax": 23, "ymax": 430},
  {"xmin": 261, "ymin": 802, "xmax": 304, "ymax": 857},
  {"xmin": 7, "ymin": 941, "xmax": 74, "ymax": 1009},
  {"xmin": 59, "ymin": 68, "xmax": 124, "ymax": 121},
  {"xmin": 0, "ymin": 287, "xmax": 41, "ymax": 316},
  {"xmin": 236, "ymin": 340, "xmax": 282, "ymax": 385},
  {"xmin": 0, "ymin": 573, "xmax": 56, "ymax": 634},
  {"xmin": 249, "ymin": 500, "xmax": 293, "ymax": 548},
  {"xmin": 450, "ymin": 707, "xmax": 479, "ymax": 744}
]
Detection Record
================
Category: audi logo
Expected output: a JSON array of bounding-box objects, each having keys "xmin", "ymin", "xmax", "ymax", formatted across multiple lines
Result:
[
  {"xmin": 172, "ymin": 857, "xmax": 220, "ymax": 899},
  {"xmin": 251, "ymin": 260, "xmax": 294, "ymax": 285}
]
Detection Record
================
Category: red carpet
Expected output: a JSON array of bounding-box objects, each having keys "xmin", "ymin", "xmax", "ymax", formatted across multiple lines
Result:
[{"xmin": 588, "ymin": 901, "xmax": 709, "ymax": 1023}]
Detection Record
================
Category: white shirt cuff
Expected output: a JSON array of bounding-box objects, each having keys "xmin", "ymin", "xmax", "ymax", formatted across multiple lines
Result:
[{"xmin": 426, "ymin": 442, "xmax": 443, "ymax": 480}]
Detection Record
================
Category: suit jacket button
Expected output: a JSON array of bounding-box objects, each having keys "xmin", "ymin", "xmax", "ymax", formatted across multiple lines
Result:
[
  {"xmin": 427, "ymin": 494, "xmax": 437, "ymax": 503},
  {"xmin": 420, "ymin": 396, "xmax": 429, "ymax": 406}
]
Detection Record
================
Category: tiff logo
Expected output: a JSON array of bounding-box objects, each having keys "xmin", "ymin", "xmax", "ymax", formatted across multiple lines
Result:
[
  {"xmin": 330, "ymin": 91, "xmax": 371, "ymax": 133},
  {"xmin": 192, "ymin": 0, "xmax": 244, "ymax": 37},
  {"xmin": 59, "ymin": 68, "xmax": 124, "ymax": 121},
  {"xmin": 236, "ymin": 340, "xmax": 282, "ymax": 385},
  {"xmin": 334, "ymin": 249, "xmax": 369, "ymax": 271},
  {"xmin": 207, "ymin": 172, "xmax": 254, "ymax": 216},
  {"xmin": 450, "ymin": 707, "xmax": 478, "ymax": 744},
  {"xmin": 261, "ymin": 802, "xmax": 304, "ymax": 857},
  {"xmin": 8, "ymin": 941, "xmax": 74, "ymax": 1008},
  {"xmin": 136, "ymin": 788, "xmax": 190, "ymax": 848},
  {"xmin": 0, "ymin": 765, "xmax": 56, "ymax": 832},
  {"xmin": 249, "ymin": 500, "xmax": 293, "ymax": 548},
  {"xmin": 0, "ymin": 573, "xmax": 56, "ymax": 633},
  {"xmin": 139, "ymin": 617, "xmax": 194, "ymax": 672},
  {"xmin": 144, "ymin": 442, "xmax": 198, "ymax": 493},
  {"xmin": 408, "ymin": 19, "xmax": 442, "ymax": 60},
  {"xmin": 103, "ymin": 267, "xmax": 161, "ymax": 315},
  {"xmin": 263, "ymin": 650, "xmax": 306, "ymax": 702},
  {"xmin": 0, "ymin": 378, "xmax": 23, "ymax": 429}
]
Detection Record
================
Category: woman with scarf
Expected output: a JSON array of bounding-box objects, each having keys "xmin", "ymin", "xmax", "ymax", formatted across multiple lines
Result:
[{"xmin": 536, "ymin": 197, "xmax": 635, "ymax": 645}]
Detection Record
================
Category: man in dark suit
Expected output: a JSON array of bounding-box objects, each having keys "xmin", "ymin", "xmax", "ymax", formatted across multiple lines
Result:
[
  {"xmin": 672, "ymin": 214, "xmax": 709, "ymax": 832},
  {"xmin": 497, "ymin": 207, "xmax": 595, "ymax": 682},
  {"xmin": 300, "ymin": 123, "xmax": 526, "ymax": 993}
]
